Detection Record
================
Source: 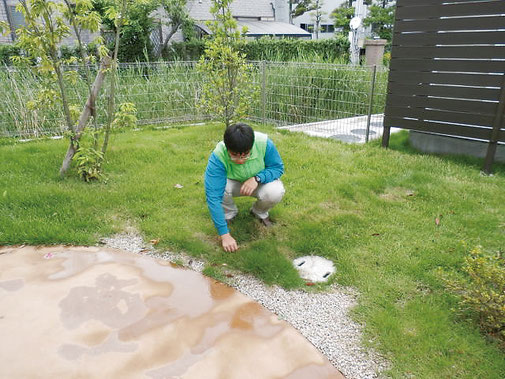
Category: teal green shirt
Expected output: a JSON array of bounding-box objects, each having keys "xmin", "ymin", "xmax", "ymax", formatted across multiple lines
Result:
[{"xmin": 213, "ymin": 132, "xmax": 268, "ymax": 182}]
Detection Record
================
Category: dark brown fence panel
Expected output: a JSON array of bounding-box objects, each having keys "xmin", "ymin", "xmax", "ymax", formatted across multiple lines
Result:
[{"xmin": 383, "ymin": 0, "xmax": 505, "ymax": 172}]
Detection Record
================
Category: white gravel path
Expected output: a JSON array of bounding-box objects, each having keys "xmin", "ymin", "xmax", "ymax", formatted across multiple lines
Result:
[{"xmin": 101, "ymin": 233, "xmax": 390, "ymax": 379}]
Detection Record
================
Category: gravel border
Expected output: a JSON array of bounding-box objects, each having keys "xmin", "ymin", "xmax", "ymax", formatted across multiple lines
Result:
[{"xmin": 100, "ymin": 233, "xmax": 390, "ymax": 379}]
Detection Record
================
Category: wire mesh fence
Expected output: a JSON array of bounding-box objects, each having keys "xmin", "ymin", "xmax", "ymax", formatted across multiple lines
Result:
[
  {"xmin": 0, "ymin": 61, "xmax": 388, "ymax": 143},
  {"xmin": 249, "ymin": 61, "xmax": 388, "ymax": 143}
]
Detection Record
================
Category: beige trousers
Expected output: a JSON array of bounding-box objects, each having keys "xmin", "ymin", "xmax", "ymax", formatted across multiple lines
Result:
[{"xmin": 222, "ymin": 179, "xmax": 285, "ymax": 220}]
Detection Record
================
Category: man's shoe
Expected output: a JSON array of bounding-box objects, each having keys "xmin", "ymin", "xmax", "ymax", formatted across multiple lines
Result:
[
  {"xmin": 259, "ymin": 216, "xmax": 274, "ymax": 227},
  {"xmin": 250, "ymin": 209, "xmax": 274, "ymax": 227}
]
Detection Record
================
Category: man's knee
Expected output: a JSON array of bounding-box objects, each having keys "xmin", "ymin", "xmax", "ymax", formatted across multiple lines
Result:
[
  {"xmin": 224, "ymin": 184, "xmax": 233, "ymax": 197},
  {"xmin": 259, "ymin": 180, "xmax": 285, "ymax": 204},
  {"xmin": 225, "ymin": 180, "xmax": 240, "ymax": 197}
]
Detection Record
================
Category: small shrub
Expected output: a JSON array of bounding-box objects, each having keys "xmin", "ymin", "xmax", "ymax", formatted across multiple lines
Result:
[
  {"xmin": 112, "ymin": 102, "xmax": 137, "ymax": 130},
  {"xmin": 441, "ymin": 246, "xmax": 505, "ymax": 344},
  {"xmin": 383, "ymin": 51, "xmax": 391, "ymax": 67},
  {"xmin": 74, "ymin": 147, "xmax": 104, "ymax": 182}
]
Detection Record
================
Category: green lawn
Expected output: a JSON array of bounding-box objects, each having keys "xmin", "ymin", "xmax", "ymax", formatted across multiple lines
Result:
[{"xmin": 1, "ymin": 123, "xmax": 504, "ymax": 378}]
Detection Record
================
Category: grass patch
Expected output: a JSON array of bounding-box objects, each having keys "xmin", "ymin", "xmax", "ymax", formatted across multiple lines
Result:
[{"xmin": 1, "ymin": 123, "xmax": 504, "ymax": 377}]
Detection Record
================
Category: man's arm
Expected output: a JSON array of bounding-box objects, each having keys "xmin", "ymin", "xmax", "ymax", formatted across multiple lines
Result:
[
  {"xmin": 256, "ymin": 138, "xmax": 284, "ymax": 184},
  {"xmin": 204, "ymin": 153, "xmax": 228, "ymax": 236},
  {"xmin": 204, "ymin": 153, "xmax": 239, "ymax": 252},
  {"xmin": 240, "ymin": 138, "xmax": 284, "ymax": 196}
]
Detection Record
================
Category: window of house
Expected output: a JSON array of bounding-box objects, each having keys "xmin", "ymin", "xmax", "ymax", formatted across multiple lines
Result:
[
  {"xmin": 300, "ymin": 24, "xmax": 314, "ymax": 33},
  {"xmin": 9, "ymin": 6, "xmax": 25, "ymax": 30},
  {"xmin": 321, "ymin": 24, "xmax": 335, "ymax": 33}
]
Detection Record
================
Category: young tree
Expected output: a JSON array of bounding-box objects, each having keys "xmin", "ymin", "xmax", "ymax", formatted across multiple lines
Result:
[
  {"xmin": 61, "ymin": 0, "xmax": 107, "ymax": 154},
  {"xmin": 310, "ymin": 0, "xmax": 324, "ymax": 40},
  {"xmin": 363, "ymin": 0, "xmax": 395, "ymax": 42},
  {"xmin": 67, "ymin": 0, "xmax": 138, "ymax": 181},
  {"xmin": 197, "ymin": 0, "xmax": 258, "ymax": 128},
  {"xmin": 291, "ymin": 0, "xmax": 316, "ymax": 19},
  {"xmin": 159, "ymin": 0, "xmax": 193, "ymax": 56},
  {"xmin": 330, "ymin": 2, "xmax": 354, "ymax": 36},
  {"xmin": 100, "ymin": 0, "xmax": 133, "ymax": 156},
  {"xmin": 62, "ymin": 0, "xmax": 140, "ymax": 179},
  {"xmin": 15, "ymin": 0, "xmax": 77, "ymax": 137},
  {"xmin": 3, "ymin": 0, "xmax": 111, "ymax": 177}
]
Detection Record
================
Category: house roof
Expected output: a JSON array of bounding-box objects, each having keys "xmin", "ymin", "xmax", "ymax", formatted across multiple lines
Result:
[
  {"xmin": 196, "ymin": 21, "xmax": 311, "ymax": 38},
  {"xmin": 188, "ymin": 0, "xmax": 274, "ymax": 20}
]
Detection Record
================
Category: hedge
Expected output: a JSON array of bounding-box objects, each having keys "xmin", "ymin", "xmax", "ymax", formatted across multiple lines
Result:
[
  {"xmin": 0, "ymin": 35, "xmax": 350, "ymax": 65},
  {"xmin": 163, "ymin": 36, "xmax": 350, "ymax": 62}
]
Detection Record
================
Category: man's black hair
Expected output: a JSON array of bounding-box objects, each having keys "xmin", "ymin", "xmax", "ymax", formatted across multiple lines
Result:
[{"xmin": 223, "ymin": 123, "xmax": 255, "ymax": 153}]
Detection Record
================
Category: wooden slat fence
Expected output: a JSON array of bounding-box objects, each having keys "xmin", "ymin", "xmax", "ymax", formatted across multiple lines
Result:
[{"xmin": 382, "ymin": 0, "xmax": 505, "ymax": 172}]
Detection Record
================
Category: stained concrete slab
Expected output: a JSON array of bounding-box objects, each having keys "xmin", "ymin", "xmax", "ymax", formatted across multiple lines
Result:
[
  {"xmin": 278, "ymin": 114, "xmax": 403, "ymax": 144},
  {"xmin": 0, "ymin": 246, "xmax": 343, "ymax": 379}
]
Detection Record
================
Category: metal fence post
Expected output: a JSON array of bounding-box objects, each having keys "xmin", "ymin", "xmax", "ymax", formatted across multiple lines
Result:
[
  {"xmin": 483, "ymin": 74, "xmax": 505, "ymax": 174},
  {"xmin": 365, "ymin": 65, "xmax": 377, "ymax": 143},
  {"xmin": 261, "ymin": 60, "xmax": 266, "ymax": 124}
]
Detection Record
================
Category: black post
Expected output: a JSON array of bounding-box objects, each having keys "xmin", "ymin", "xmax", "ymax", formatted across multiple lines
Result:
[
  {"xmin": 483, "ymin": 75, "xmax": 505, "ymax": 174},
  {"xmin": 381, "ymin": 126, "xmax": 391, "ymax": 147}
]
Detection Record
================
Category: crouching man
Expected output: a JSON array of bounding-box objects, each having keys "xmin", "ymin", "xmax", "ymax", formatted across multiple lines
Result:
[{"xmin": 204, "ymin": 123, "xmax": 285, "ymax": 252}]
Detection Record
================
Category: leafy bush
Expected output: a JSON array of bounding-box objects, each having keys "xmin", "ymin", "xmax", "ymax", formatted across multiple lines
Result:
[
  {"xmin": 441, "ymin": 246, "xmax": 505, "ymax": 345},
  {"xmin": 74, "ymin": 147, "xmax": 104, "ymax": 182},
  {"xmin": 111, "ymin": 102, "xmax": 137, "ymax": 130},
  {"xmin": 0, "ymin": 44, "xmax": 21, "ymax": 65},
  {"xmin": 93, "ymin": 0, "xmax": 158, "ymax": 62}
]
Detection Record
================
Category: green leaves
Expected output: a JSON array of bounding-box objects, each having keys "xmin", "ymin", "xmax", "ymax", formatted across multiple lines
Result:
[
  {"xmin": 330, "ymin": 2, "xmax": 355, "ymax": 35},
  {"xmin": 112, "ymin": 102, "xmax": 137, "ymax": 130},
  {"xmin": 0, "ymin": 21, "xmax": 10, "ymax": 36},
  {"xmin": 196, "ymin": 0, "xmax": 258, "ymax": 128},
  {"xmin": 441, "ymin": 246, "xmax": 505, "ymax": 343},
  {"xmin": 363, "ymin": 1, "xmax": 395, "ymax": 41},
  {"xmin": 74, "ymin": 146, "xmax": 105, "ymax": 182}
]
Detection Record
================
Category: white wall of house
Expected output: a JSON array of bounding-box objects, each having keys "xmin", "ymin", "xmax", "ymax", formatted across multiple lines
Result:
[
  {"xmin": 271, "ymin": 1, "xmax": 373, "ymax": 41},
  {"xmin": 0, "ymin": 0, "xmax": 97, "ymax": 46},
  {"xmin": 293, "ymin": 0, "xmax": 348, "ymax": 40}
]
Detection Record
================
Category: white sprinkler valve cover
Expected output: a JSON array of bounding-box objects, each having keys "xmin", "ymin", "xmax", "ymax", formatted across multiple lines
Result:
[{"xmin": 293, "ymin": 256, "xmax": 336, "ymax": 283}]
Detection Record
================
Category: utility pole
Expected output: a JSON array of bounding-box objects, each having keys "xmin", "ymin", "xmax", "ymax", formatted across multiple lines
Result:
[
  {"xmin": 350, "ymin": 0, "xmax": 364, "ymax": 65},
  {"xmin": 314, "ymin": 0, "xmax": 322, "ymax": 40}
]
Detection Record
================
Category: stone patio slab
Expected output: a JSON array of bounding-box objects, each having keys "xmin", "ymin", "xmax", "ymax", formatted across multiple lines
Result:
[{"xmin": 0, "ymin": 246, "xmax": 343, "ymax": 379}]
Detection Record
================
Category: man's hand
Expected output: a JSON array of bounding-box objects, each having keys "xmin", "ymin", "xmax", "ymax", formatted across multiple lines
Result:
[
  {"xmin": 221, "ymin": 233, "xmax": 238, "ymax": 252},
  {"xmin": 240, "ymin": 177, "xmax": 258, "ymax": 196}
]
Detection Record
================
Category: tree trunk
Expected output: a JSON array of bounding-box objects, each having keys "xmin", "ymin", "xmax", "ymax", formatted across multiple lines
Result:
[
  {"xmin": 160, "ymin": 24, "xmax": 180, "ymax": 57},
  {"xmin": 59, "ymin": 57, "xmax": 112, "ymax": 177},
  {"xmin": 63, "ymin": 0, "xmax": 100, "ymax": 149}
]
